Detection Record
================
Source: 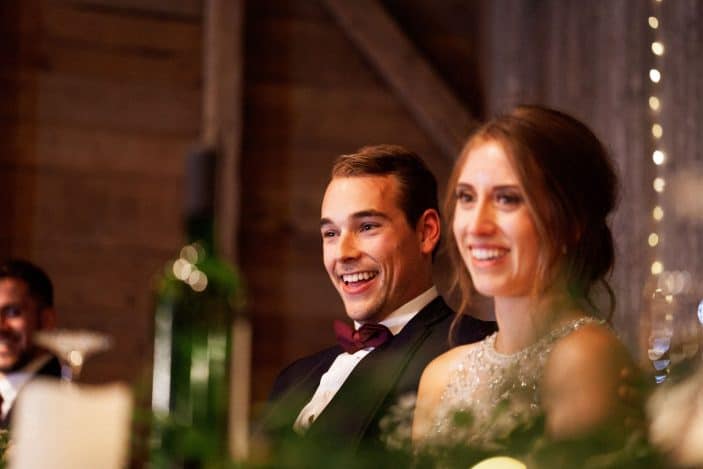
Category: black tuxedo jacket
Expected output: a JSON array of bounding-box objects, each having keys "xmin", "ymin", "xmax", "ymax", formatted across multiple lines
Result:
[
  {"xmin": 0, "ymin": 355, "xmax": 62, "ymax": 430},
  {"xmin": 258, "ymin": 297, "xmax": 496, "ymax": 450}
]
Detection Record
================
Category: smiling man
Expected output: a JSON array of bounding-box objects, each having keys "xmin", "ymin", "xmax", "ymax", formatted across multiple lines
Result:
[
  {"xmin": 0, "ymin": 259, "xmax": 61, "ymax": 428},
  {"xmin": 258, "ymin": 145, "xmax": 496, "ymax": 453}
]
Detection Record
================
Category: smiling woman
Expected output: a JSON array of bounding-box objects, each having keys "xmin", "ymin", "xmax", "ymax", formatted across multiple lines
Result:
[{"xmin": 412, "ymin": 106, "xmax": 641, "ymax": 456}]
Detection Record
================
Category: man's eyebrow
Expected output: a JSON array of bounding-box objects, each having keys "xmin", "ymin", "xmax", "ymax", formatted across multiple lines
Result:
[
  {"xmin": 351, "ymin": 210, "xmax": 389, "ymax": 220},
  {"xmin": 319, "ymin": 210, "xmax": 390, "ymax": 228}
]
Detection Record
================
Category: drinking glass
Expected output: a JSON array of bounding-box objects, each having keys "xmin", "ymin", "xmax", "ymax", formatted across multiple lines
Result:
[{"xmin": 34, "ymin": 329, "xmax": 113, "ymax": 381}]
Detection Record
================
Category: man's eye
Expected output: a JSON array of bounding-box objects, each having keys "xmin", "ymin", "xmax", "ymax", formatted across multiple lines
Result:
[
  {"xmin": 2, "ymin": 306, "xmax": 21, "ymax": 318},
  {"xmin": 322, "ymin": 230, "xmax": 337, "ymax": 238},
  {"xmin": 360, "ymin": 223, "xmax": 377, "ymax": 232}
]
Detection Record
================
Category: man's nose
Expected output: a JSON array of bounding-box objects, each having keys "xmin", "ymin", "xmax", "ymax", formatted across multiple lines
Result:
[{"xmin": 338, "ymin": 231, "xmax": 361, "ymax": 260}]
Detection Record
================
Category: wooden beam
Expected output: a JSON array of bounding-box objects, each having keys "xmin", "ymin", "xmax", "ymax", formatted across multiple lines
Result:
[
  {"xmin": 202, "ymin": 0, "xmax": 249, "ymax": 461},
  {"xmin": 322, "ymin": 0, "xmax": 477, "ymax": 160}
]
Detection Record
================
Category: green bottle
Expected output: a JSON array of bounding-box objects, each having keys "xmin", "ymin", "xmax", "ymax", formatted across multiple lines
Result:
[{"xmin": 151, "ymin": 147, "xmax": 243, "ymax": 468}]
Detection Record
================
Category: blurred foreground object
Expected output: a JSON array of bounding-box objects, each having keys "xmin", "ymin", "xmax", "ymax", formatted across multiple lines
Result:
[
  {"xmin": 10, "ymin": 379, "xmax": 132, "ymax": 469},
  {"xmin": 471, "ymin": 456, "xmax": 527, "ymax": 469},
  {"xmin": 34, "ymin": 329, "xmax": 112, "ymax": 381},
  {"xmin": 648, "ymin": 363, "xmax": 703, "ymax": 467},
  {"xmin": 150, "ymin": 147, "xmax": 247, "ymax": 466}
]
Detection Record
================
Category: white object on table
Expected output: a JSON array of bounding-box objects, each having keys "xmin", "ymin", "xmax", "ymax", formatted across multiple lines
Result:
[{"xmin": 9, "ymin": 379, "xmax": 132, "ymax": 469}]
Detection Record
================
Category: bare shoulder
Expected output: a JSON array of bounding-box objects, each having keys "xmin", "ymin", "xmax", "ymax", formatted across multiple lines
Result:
[
  {"xmin": 547, "ymin": 321, "xmax": 630, "ymax": 374},
  {"xmin": 412, "ymin": 342, "xmax": 481, "ymax": 441},
  {"xmin": 543, "ymin": 319, "xmax": 636, "ymax": 439},
  {"xmin": 423, "ymin": 342, "xmax": 479, "ymax": 379}
]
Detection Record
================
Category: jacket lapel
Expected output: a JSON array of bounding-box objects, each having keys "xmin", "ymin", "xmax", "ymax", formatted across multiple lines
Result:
[{"xmin": 307, "ymin": 297, "xmax": 451, "ymax": 447}]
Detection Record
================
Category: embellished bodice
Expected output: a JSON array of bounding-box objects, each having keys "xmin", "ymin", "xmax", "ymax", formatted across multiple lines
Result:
[{"xmin": 426, "ymin": 317, "xmax": 602, "ymax": 448}]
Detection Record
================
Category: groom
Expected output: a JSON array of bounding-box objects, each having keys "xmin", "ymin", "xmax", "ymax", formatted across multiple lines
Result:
[{"xmin": 258, "ymin": 145, "xmax": 496, "ymax": 452}]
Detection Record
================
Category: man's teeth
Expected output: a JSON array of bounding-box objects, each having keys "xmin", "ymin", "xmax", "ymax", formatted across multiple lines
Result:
[
  {"xmin": 342, "ymin": 272, "xmax": 377, "ymax": 284},
  {"xmin": 471, "ymin": 248, "xmax": 507, "ymax": 260}
]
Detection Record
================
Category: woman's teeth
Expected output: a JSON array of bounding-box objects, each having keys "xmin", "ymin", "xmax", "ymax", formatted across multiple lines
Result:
[{"xmin": 471, "ymin": 248, "xmax": 507, "ymax": 260}]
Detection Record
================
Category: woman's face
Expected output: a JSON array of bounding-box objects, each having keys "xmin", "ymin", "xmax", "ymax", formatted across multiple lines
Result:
[{"xmin": 452, "ymin": 141, "xmax": 541, "ymax": 299}]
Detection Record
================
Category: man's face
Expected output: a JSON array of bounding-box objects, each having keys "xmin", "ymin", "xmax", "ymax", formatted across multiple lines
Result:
[
  {"xmin": 0, "ymin": 278, "xmax": 46, "ymax": 372},
  {"xmin": 320, "ymin": 175, "xmax": 435, "ymax": 323}
]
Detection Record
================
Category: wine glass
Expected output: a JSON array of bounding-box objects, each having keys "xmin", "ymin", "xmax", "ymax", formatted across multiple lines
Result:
[{"xmin": 33, "ymin": 329, "xmax": 113, "ymax": 381}]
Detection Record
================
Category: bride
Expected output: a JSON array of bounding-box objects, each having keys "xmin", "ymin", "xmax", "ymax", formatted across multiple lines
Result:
[{"xmin": 412, "ymin": 106, "xmax": 638, "ymax": 450}]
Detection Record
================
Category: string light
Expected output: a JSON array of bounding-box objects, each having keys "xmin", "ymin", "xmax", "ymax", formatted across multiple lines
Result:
[
  {"xmin": 648, "ymin": 233, "xmax": 660, "ymax": 247},
  {"xmin": 653, "ymin": 177, "xmax": 666, "ymax": 193},
  {"xmin": 652, "ymin": 261, "xmax": 664, "ymax": 275},
  {"xmin": 652, "ymin": 124, "xmax": 663, "ymax": 138},
  {"xmin": 651, "ymin": 41, "xmax": 665, "ymax": 56},
  {"xmin": 653, "ymin": 150, "xmax": 666, "ymax": 165},
  {"xmin": 649, "ymin": 68, "xmax": 662, "ymax": 83},
  {"xmin": 653, "ymin": 206, "xmax": 664, "ymax": 221},
  {"xmin": 649, "ymin": 96, "xmax": 661, "ymax": 111},
  {"xmin": 648, "ymin": 16, "xmax": 659, "ymax": 29}
]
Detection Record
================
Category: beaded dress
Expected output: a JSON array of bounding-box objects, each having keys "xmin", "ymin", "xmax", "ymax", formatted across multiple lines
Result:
[{"xmin": 425, "ymin": 317, "xmax": 602, "ymax": 449}]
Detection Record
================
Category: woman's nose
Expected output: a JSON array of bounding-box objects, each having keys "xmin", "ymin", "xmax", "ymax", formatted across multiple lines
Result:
[{"xmin": 468, "ymin": 200, "xmax": 496, "ymax": 236}]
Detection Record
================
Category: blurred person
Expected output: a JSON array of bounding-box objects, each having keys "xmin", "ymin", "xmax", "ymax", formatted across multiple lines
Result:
[
  {"xmin": 257, "ymin": 145, "xmax": 496, "ymax": 454},
  {"xmin": 413, "ymin": 106, "xmax": 641, "ymax": 451},
  {"xmin": 0, "ymin": 259, "xmax": 60, "ymax": 428}
]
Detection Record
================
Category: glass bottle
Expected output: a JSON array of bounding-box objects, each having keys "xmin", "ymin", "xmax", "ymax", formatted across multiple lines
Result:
[{"xmin": 151, "ymin": 147, "xmax": 243, "ymax": 468}]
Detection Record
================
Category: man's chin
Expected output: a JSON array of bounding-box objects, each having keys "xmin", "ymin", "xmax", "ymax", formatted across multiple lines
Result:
[{"xmin": 0, "ymin": 357, "xmax": 19, "ymax": 373}]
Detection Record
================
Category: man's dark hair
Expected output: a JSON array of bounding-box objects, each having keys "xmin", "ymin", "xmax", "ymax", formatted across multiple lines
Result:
[
  {"xmin": 0, "ymin": 259, "xmax": 54, "ymax": 309},
  {"xmin": 330, "ymin": 144, "xmax": 440, "ymax": 229}
]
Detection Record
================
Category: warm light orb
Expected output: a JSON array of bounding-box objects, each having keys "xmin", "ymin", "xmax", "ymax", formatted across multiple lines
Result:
[
  {"xmin": 651, "ymin": 41, "xmax": 665, "ymax": 56},
  {"xmin": 653, "ymin": 177, "xmax": 666, "ymax": 193},
  {"xmin": 649, "ymin": 96, "xmax": 661, "ymax": 111},
  {"xmin": 648, "ymin": 233, "xmax": 660, "ymax": 247},
  {"xmin": 648, "ymin": 16, "xmax": 659, "ymax": 29},
  {"xmin": 651, "ymin": 261, "xmax": 664, "ymax": 275},
  {"xmin": 653, "ymin": 206, "xmax": 664, "ymax": 221},
  {"xmin": 652, "ymin": 150, "xmax": 666, "ymax": 165},
  {"xmin": 652, "ymin": 124, "xmax": 663, "ymax": 138},
  {"xmin": 649, "ymin": 69, "xmax": 661, "ymax": 83}
]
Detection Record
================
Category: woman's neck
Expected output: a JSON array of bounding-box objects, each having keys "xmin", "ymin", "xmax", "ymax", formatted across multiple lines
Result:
[{"xmin": 493, "ymin": 293, "xmax": 582, "ymax": 354}]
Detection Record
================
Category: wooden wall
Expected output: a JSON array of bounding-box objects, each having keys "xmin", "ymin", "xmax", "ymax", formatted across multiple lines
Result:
[
  {"xmin": 2, "ymin": 0, "xmax": 701, "ymax": 421},
  {"xmin": 240, "ymin": 0, "xmax": 478, "ymax": 406},
  {"xmin": 0, "ymin": 0, "xmax": 203, "ymax": 384}
]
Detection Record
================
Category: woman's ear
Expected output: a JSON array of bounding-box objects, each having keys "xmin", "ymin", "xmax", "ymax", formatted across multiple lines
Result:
[{"xmin": 417, "ymin": 208, "xmax": 441, "ymax": 255}]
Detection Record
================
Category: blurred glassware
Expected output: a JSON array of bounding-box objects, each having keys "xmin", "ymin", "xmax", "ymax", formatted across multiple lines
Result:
[{"xmin": 33, "ymin": 329, "xmax": 113, "ymax": 381}]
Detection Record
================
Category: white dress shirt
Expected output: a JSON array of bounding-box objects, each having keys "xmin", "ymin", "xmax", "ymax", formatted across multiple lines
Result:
[
  {"xmin": 293, "ymin": 286, "xmax": 438, "ymax": 433},
  {"xmin": 0, "ymin": 353, "xmax": 53, "ymax": 419}
]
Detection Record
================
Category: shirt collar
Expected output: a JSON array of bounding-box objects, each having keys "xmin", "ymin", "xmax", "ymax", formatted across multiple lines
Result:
[
  {"xmin": 0, "ymin": 353, "xmax": 52, "ymax": 418},
  {"xmin": 354, "ymin": 286, "xmax": 438, "ymax": 335}
]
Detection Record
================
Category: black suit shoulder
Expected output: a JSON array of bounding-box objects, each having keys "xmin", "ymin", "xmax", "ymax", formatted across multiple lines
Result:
[{"xmin": 267, "ymin": 345, "xmax": 340, "ymax": 402}]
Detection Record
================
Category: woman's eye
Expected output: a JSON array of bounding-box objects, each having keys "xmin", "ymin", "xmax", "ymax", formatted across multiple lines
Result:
[
  {"xmin": 360, "ymin": 223, "xmax": 376, "ymax": 232},
  {"xmin": 322, "ymin": 230, "xmax": 337, "ymax": 238},
  {"xmin": 496, "ymin": 192, "xmax": 523, "ymax": 206},
  {"xmin": 455, "ymin": 189, "xmax": 474, "ymax": 203}
]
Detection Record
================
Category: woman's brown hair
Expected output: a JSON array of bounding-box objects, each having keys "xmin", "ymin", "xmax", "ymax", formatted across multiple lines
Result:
[{"xmin": 446, "ymin": 105, "xmax": 619, "ymax": 330}]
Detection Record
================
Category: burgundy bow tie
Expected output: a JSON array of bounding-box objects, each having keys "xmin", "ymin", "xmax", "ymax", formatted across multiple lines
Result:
[{"xmin": 334, "ymin": 320, "xmax": 393, "ymax": 354}]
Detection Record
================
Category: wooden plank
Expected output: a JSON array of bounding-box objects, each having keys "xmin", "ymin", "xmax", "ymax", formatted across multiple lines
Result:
[
  {"xmin": 0, "ymin": 70, "xmax": 201, "ymax": 135},
  {"xmin": 202, "ymin": 0, "xmax": 244, "ymax": 263},
  {"xmin": 68, "ymin": 0, "xmax": 203, "ymax": 19},
  {"xmin": 322, "ymin": 0, "xmax": 477, "ymax": 160},
  {"xmin": 202, "ymin": 0, "xmax": 246, "ymax": 458},
  {"xmin": 0, "ymin": 123, "xmax": 190, "ymax": 177},
  {"xmin": 43, "ymin": 2, "xmax": 202, "ymax": 53},
  {"xmin": 1, "ymin": 167, "xmax": 183, "ymax": 251}
]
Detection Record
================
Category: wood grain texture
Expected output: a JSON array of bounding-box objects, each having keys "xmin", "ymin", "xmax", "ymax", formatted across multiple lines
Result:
[
  {"xmin": 1, "ymin": 0, "xmax": 201, "ymax": 386},
  {"xmin": 322, "ymin": 0, "xmax": 478, "ymax": 159}
]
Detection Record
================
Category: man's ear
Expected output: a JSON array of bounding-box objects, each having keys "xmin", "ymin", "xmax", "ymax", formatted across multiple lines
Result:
[
  {"xmin": 38, "ymin": 307, "xmax": 57, "ymax": 330},
  {"xmin": 417, "ymin": 208, "xmax": 441, "ymax": 255}
]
